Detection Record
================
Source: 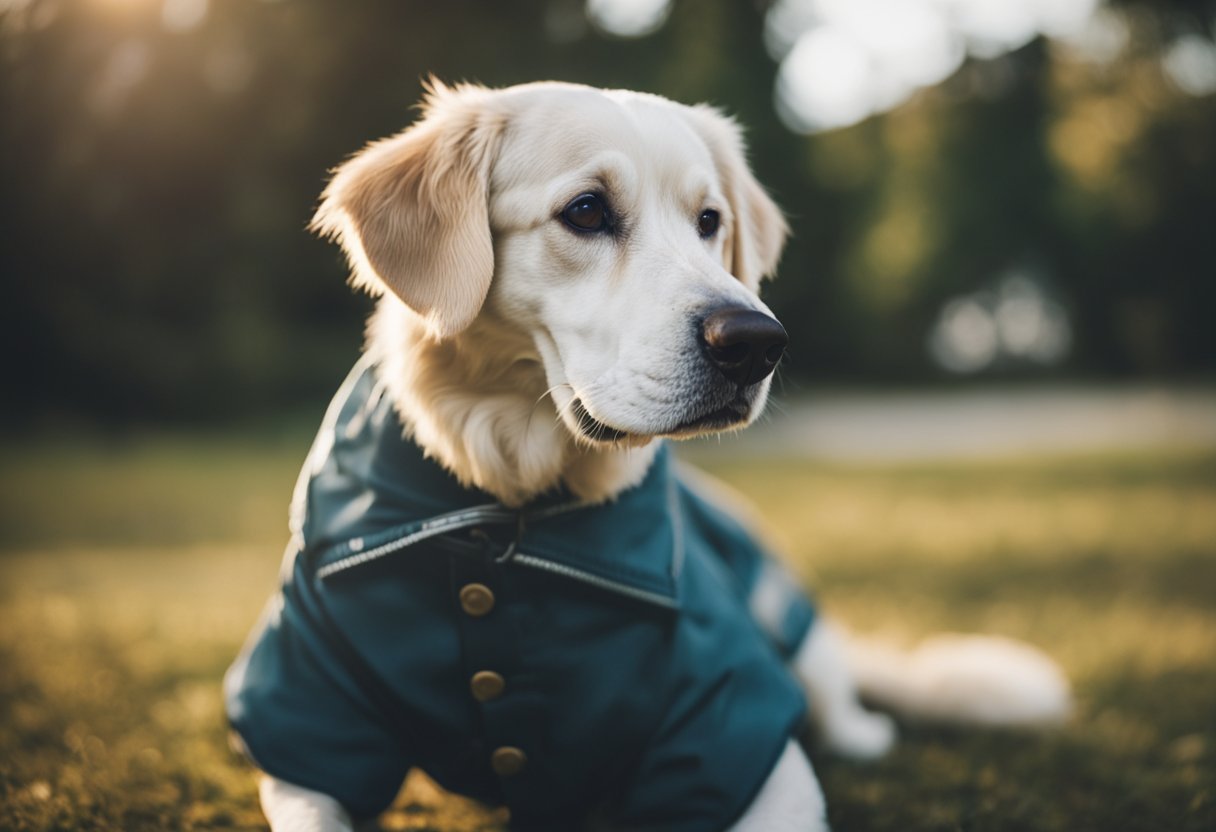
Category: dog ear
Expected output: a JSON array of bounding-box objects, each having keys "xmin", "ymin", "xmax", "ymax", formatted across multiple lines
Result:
[
  {"xmin": 311, "ymin": 81, "xmax": 505, "ymax": 338},
  {"xmin": 684, "ymin": 105, "xmax": 789, "ymax": 291}
]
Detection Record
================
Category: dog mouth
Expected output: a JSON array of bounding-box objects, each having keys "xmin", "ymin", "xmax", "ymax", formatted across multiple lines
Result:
[
  {"xmin": 569, "ymin": 397, "xmax": 750, "ymax": 443},
  {"xmin": 667, "ymin": 403, "xmax": 751, "ymax": 436},
  {"xmin": 570, "ymin": 398, "xmax": 633, "ymax": 442}
]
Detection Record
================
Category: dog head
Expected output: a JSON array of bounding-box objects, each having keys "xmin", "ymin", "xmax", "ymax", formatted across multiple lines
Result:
[{"xmin": 312, "ymin": 80, "xmax": 789, "ymax": 446}]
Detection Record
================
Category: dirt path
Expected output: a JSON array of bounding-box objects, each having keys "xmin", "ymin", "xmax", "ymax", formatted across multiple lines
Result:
[{"xmin": 690, "ymin": 385, "xmax": 1216, "ymax": 460}]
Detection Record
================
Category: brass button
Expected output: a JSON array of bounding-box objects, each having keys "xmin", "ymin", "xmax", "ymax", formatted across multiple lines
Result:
[
  {"xmin": 459, "ymin": 583, "xmax": 495, "ymax": 617},
  {"xmin": 490, "ymin": 746, "xmax": 527, "ymax": 776},
  {"xmin": 470, "ymin": 670, "xmax": 505, "ymax": 702}
]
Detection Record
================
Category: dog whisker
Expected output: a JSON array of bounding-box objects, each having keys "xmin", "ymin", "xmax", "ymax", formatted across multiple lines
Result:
[
  {"xmin": 522, "ymin": 382, "xmax": 573, "ymax": 437},
  {"xmin": 534, "ymin": 382, "xmax": 572, "ymax": 409}
]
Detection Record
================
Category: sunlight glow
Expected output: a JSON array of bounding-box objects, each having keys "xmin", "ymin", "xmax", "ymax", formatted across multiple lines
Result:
[
  {"xmin": 585, "ymin": 0, "xmax": 671, "ymax": 38},
  {"xmin": 769, "ymin": 0, "xmax": 1104, "ymax": 134},
  {"xmin": 1055, "ymin": 8, "xmax": 1129, "ymax": 65},
  {"xmin": 930, "ymin": 298, "xmax": 1000, "ymax": 374},
  {"xmin": 161, "ymin": 0, "xmax": 208, "ymax": 33},
  {"xmin": 775, "ymin": 2, "xmax": 964, "ymax": 133},
  {"xmin": 1162, "ymin": 34, "xmax": 1216, "ymax": 97},
  {"xmin": 953, "ymin": 0, "xmax": 1039, "ymax": 58},
  {"xmin": 994, "ymin": 276, "xmax": 1071, "ymax": 363},
  {"xmin": 777, "ymin": 27, "xmax": 874, "ymax": 134},
  {"xmin": 929, "ymin": 274, "xmax": 1071, "ymax": 374}
]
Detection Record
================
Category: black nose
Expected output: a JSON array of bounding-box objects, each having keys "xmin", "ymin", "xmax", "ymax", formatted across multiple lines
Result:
[{"xmin": 700, "ymin": 307, "xmax": 788, "ymax": 387}]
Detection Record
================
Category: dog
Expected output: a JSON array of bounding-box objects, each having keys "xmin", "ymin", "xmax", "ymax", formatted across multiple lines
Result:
[{"xmin": 224, "ymin": 80, "xmax": 1070, "ymax": 831}]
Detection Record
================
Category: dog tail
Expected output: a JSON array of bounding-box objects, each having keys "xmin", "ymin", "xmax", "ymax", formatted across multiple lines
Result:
[{"xmin": 843, "ymin": 632, "xmax": 1072, "ymax": 727}]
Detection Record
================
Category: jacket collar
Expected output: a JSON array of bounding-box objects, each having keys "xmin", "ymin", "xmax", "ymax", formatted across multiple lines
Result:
[{"xmin": 290, "ymin": 359, "xmax": 682, "ymax": 608}]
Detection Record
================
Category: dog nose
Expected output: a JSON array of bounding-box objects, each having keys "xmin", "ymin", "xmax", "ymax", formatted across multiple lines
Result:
[{"xmin": 700, "ymin": 307, "xmax": 788, "ymax": 387}]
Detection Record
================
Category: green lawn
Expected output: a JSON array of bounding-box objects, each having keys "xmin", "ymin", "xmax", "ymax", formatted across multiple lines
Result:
[{"xmin": 1, "ymin": 433, "xmax": 1213, "ymax": 831}]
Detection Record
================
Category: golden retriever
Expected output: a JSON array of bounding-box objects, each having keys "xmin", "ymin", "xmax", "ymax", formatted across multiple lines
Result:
[{"xmin": 228, "ymin": 80, "xmax": 1069, "ymax": 832}]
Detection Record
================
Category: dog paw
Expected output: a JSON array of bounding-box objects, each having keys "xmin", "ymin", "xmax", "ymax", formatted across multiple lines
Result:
[{"xmin": 822, "ymin": 708, "xmax": 896, "ymax": 760}]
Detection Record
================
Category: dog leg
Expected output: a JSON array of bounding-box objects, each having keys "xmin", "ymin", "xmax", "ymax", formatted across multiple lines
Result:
[
  {"xmin": 794, "ymin": 619, "xmax": 897, "ymax": 760},
  {"xmin": 259, "ymin": 775, "xmax": 354, "ymax": 832},
  {"xmin": 726, "ymin": 739, "xmax": 829, "ymax": 832}
]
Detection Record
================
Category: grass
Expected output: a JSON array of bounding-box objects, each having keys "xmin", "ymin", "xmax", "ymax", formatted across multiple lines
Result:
[{"xmin": 1, "ymin": 432, "xmax": 1214, "ymax": 831}]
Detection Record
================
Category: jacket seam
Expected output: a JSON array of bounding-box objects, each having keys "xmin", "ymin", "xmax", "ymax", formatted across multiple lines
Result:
[
  {"xmin": 316, "ymin": 504, "xmax": 511, "ymax": 579},
  {"xmin": 509, "ymin": 552, "xmax": 680, "ymax": 609}
]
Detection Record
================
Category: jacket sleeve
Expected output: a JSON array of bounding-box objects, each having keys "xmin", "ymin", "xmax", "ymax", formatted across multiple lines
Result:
[
  {"xmin": 674, "ymin": 463, "xmax": 816, "ymax": 659},
  {"xmin": 223, "ymin": 575, "xmax": 413, "ymax": 821}
]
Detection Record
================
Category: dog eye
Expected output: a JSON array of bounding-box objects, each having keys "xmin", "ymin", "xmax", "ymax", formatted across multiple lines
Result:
[
  {"xmin": 562, "ymin": 193, "xmax": 609, "ymax": 233},
  {"xmin": 698, "ymin": 209, "xmax": 720, "ymax": 239}
]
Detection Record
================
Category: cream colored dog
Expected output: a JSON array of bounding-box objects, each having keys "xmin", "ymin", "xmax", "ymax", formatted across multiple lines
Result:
[{"xmin": 249, "ymin": 80, "xmax": 1070, "ymax": 831}]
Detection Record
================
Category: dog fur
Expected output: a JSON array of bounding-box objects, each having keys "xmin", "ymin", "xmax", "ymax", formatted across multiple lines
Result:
[{"xmin": 253, "ymin": 80, "xmax": 1070, "ymax": 831}]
